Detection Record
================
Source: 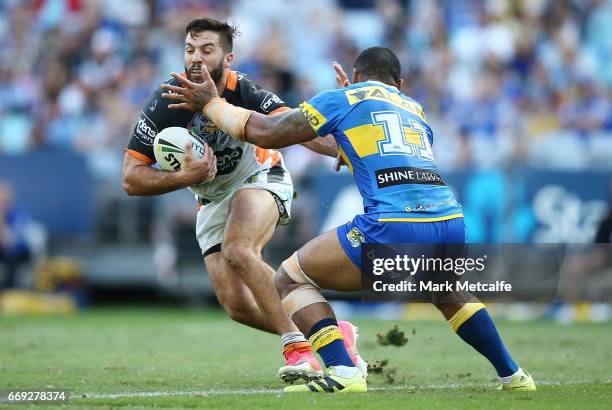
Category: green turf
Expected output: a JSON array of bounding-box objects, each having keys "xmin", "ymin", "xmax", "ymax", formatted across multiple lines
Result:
[{"xmin": 1, "ymin": 307, "xmax": 610, "ymax": 409}]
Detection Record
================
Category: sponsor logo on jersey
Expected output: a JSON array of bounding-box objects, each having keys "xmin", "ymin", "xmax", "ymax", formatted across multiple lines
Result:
[
  {"xmin": 260, "ymin": 92, "xmax": 283, "ymax": 112},
  {"xmin": 375, "ymin": 166, "xmax": 445, "ymax": 189},
  {"xmin": 215, "ymin": 147, "xmax": 244, "ymax": 175},
  {"xmin": 135, "ymin": 113, "xmax": 158, "ymax": 145},
  {"xmin": 299, "ymin": 102, "xmax": 327, "ymax": 132},
  {"xmin": 345, "ymin": 86, "xmax": 426, "ymax": 120}
]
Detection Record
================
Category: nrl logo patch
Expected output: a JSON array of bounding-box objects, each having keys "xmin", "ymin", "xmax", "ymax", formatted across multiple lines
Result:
[{"xmin": 346, "ymin": 227, "xmax": 365, "ymax": 248}]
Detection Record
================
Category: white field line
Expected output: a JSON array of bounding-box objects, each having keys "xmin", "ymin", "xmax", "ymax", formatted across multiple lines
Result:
[{"xmin": 81, "ymin": 379, "xmax": 610, "ymax": 400}]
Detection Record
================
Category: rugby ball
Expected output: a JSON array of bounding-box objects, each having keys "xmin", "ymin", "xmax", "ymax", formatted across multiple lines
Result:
[{"xmin": 153, "ymin": 127, "xmax": 206, "ymax": 172}]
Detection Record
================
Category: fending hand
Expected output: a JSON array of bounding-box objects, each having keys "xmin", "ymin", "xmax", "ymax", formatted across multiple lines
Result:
[
  {"xmin": 160, "ymin": 68, "xmax": 220, "ymax": 112},
  {"xmin": 333, "ymin": 62, "xmax": 350, "ymax": 88}
]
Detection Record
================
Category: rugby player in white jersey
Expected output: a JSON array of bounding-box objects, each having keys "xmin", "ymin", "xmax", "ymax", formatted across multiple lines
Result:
[{"xmin": 122, "ymin": 17, "xmax": 365, "ymax": 382}]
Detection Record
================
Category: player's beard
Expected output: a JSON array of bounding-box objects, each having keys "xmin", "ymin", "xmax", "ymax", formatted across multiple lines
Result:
[{"xmin": 187, "ymin": 58, "xmax": 224, "ymax": 84}]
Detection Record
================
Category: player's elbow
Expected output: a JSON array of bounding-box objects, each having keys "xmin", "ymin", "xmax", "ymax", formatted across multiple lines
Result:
[
  {"xmin": 122, "ymin": 170, "xmax": 142, "ymax": 196},
  {"xmin": 122, "ymin": 157, "xmax": 146, "ymax": 196},
  {"xmin": 122, "ymin": 177, "xmax": 137, "ymax": 196}
]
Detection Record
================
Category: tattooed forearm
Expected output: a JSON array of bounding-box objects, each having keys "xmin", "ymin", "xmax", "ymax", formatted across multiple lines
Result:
[{"xmin": 244, "ymin": 109, "xmax": 317, "ymax": 148}]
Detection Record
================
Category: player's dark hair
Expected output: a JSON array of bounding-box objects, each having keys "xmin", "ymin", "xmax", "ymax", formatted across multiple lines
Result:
[
  {"xmin": 353, "ymin": 47, "xmax": 401, "ymax": 84},
  {"xmin": 185, "ymin": 18, "xmax": 239, "ymax": 52}
]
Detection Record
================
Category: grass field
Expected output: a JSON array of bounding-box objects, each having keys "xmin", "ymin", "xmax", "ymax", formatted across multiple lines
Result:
[{"xmin": 1, "ymin": 307, "xmax": 610, "ymax": 409}]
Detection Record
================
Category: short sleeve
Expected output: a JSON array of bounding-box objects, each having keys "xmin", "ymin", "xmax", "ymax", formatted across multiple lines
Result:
[
  {"xmin": 299, "ymin": 89, "xmax": 345, "ymax": 137},
  {"xmin": 234, "ymin": 72, "xmax": 289, "ymax": 115},
  {"xmin": 126, "ymin": 84, "xmax": 174, "ymax": 164}
]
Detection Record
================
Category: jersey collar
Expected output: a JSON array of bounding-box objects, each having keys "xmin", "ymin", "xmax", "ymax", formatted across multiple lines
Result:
[{"xmin": 364, "ymin": 80, "xmax": 398, "ymax": 91}]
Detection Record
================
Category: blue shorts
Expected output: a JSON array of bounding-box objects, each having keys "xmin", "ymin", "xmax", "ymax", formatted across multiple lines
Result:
[{"xmin": 337, "ymin": 214, "xmax": 466, "ymax": 269}]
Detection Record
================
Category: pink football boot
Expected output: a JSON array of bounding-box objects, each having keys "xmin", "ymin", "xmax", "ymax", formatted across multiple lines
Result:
[
  {"xmin": 338, "ymin": 320, "xmax": 368, "ymax": 379},
  {"xmin": 278, "ymin": 341, "xmax": 323, "ymax": 383}
]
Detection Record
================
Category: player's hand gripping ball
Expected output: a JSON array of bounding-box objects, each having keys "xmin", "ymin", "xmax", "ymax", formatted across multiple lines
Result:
[{"xmin": 153, "ymin": 127, "xmax": 216, "ymax": 184}]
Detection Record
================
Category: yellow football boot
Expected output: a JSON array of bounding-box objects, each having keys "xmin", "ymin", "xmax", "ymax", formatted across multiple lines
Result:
[
  {"xmin": 499, "ymin": 369, "xmax": 536, "ymax": 391},
  {"xmin": 283, "ymin": 367, "xmax": 367, "ymax": 393}
]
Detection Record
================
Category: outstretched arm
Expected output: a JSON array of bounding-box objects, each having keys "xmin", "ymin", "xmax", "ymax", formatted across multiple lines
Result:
[
  {"xmin": 161, "ymin": 69, "xmax": 317, "ymax": 149},
  {"xmin": 301, "ymin": 134, "xmax": 338, "ymax": 157},
  {"xmin": 242, "ymin": 108, "xmax": 317, "ymax": 148},
  {"xmin": 245, "ymin": 62, "xmax": 347, "ymax": 153},
  {"xmin": 269, "ymin": 62, "xmax": 349, "ymax": 162}
]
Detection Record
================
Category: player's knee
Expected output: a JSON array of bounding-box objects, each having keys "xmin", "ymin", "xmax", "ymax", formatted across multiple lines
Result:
[
  {"xmin": 274, "ymin": 266, "xmax": 295, "ymax": 299},
  {"xmin": 222, "ymin": 243, "xmax": 258, "ymax": 274}
]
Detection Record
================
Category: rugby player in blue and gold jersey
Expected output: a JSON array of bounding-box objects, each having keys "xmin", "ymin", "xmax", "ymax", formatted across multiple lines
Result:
[{"xmin": 162, "ymin": 46, "xmax": 536, "ymax": 394}]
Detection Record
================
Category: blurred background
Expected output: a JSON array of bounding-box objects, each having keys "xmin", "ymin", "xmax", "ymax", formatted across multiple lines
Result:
[{"xmin": 0, "ymin": 0, "xmax": 611, "ymax": 321}]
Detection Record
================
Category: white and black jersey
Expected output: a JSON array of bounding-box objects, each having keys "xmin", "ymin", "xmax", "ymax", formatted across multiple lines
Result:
[{"xmin": 126, "ymin": 70, "xmax": 290, "ymax": 201}]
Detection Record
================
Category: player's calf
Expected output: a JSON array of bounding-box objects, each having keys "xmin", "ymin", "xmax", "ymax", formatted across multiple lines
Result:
[
  {"xmin": 205, "ymin": 251, "xmax": 278, "ymax": 333},
  {"xmin": 217, "ymin": 293, "xmax": 258, "ymax": 327},
  {"xmin": 436, "ymin": 301, "xmax": 536, "ymax": 391}
]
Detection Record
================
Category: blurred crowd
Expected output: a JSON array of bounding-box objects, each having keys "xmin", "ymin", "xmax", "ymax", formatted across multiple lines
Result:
[{"xmin": 1, "ymin": 0, "xmax": 611, "ymax": 183}]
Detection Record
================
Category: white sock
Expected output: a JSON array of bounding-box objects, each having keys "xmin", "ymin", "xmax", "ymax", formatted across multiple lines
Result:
[
  {"xmin": 331, "ymin": 365, "xmax": 358, "ymax": 378},
  {"xmin": 500, "ymin": 367, "xmax": 524, "ymax": 384},
  {"xmin": 281, "ymin": 331, "xmax": 307, "ymax": 347}
]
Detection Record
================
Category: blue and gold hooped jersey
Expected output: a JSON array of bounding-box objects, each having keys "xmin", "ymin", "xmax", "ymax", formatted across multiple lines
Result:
[{"xmin": 300, "ymin": 81, "xmax": 462, "ymax": 221}]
